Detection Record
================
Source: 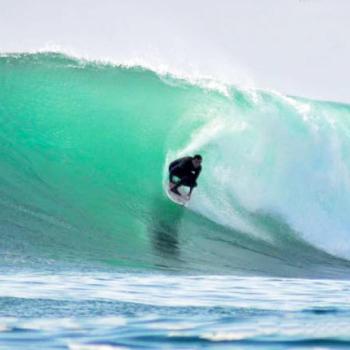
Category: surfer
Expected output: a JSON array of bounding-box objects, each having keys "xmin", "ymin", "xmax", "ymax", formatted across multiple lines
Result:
[{"xmin": 168, "ymin": 154, "xmax": 202, "ymax": 198}]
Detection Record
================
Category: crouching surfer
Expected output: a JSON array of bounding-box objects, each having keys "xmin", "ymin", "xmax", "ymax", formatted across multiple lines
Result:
[{"xmin": 168, "ymin": 154, "xmax": 202, "ymax": 199}]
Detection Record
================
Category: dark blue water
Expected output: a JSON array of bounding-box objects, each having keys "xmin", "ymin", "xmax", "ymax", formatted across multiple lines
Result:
[{"xmin": 1, "ymin": 272, "xmax": 350, "ymax": 349}]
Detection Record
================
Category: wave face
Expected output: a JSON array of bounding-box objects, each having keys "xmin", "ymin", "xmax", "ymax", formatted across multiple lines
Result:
[{"xmin": 1, "ymin": 52, "xmax": 350, "ymax": 277}]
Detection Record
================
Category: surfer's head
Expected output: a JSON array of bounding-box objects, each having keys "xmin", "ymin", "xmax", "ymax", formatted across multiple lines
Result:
[{"xmin": 192, "ymin": 154, "xmax": 202, "ymax": 168}]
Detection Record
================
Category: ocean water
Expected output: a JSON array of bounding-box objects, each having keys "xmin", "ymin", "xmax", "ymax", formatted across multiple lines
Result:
[{"xmin": 1, "ymin": 52, "xmax": 350, "ymax": 349}]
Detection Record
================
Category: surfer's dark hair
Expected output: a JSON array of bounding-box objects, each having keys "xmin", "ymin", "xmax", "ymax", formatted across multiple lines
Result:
[{"xmin": 193, "ymin": 154, "xmax": 202, "ymax": 160}]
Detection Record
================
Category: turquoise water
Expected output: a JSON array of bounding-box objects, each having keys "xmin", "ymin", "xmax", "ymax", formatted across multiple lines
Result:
[{"xmin": 1, "ymin": 52, "xmax": 350, "ymax": 349}]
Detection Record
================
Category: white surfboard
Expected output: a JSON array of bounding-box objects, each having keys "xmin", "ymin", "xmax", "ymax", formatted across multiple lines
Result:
[{"xmin": 166, "ymin": 184, "xmax": 190, "ymax": 206}]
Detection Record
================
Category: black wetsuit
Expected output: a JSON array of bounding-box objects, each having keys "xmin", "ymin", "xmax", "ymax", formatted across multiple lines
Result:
[{"xmin": 168, "ymin": 157, "xmax": 202, "ymax": 190}]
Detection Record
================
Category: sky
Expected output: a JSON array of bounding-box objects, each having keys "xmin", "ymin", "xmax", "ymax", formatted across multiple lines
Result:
[{"xmin": 0, "ymin": 0, "xmax": 349, "ymax": 103}]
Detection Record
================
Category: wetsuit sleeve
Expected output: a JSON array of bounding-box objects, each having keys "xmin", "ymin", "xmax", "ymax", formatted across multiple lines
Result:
[
  {"xmin": 169, "ymin": 157, "xmax": 189, "ymax": 172},
  {"xmin": 177, "ymin": 157, "xmax": 191, "ymax": 169}
]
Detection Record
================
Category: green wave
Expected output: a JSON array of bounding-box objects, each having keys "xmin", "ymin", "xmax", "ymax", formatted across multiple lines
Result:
[{"xmin": 1, "ymin": 52, "xmax": 350, "ymax": 277}]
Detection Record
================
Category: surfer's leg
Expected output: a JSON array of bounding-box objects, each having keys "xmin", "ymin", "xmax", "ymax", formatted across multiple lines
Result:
[
  {"xmin": 170, "ymin": 177, "xmax": 181, "ymax": 192},
  {"xmin": 172, "ymin": 175, "xmax": 196, "ymax": 193},
  {"xmin": 169, "ymin": 168, "xmax": 179, "ymax": 185},
  {"xmin": 169, "ymin": 169, "xmax": 185, "ymax": 193},
  {"xmin": 170, "ymin": 175, "xmax": 186, "ymax": 195}
]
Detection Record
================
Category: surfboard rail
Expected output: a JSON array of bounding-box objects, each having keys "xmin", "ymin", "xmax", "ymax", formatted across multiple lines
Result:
[{"xmin": 165, "ymin": 184, "xmax": 189, "ymax": 206}]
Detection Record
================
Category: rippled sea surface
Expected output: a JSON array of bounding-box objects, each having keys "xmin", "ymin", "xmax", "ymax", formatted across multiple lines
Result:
[{"xmin": 0, "ymin": 272, "xmax": 349, "ymax": 349}]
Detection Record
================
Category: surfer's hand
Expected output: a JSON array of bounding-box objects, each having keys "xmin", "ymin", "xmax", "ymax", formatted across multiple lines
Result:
[{"xmin": 169, "ymin": 182, "xmax": 175, "ymax": 189}]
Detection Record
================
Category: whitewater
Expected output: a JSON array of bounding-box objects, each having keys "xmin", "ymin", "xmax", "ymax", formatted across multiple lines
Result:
[{"xmin": 1, "ymin": 51, "xmax": 350, "ymax": 349}]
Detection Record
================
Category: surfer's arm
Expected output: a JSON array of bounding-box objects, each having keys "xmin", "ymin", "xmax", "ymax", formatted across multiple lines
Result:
[
  {"xmin": 187, "ymin": 167, "xmax": 201, "ymax": 197},
  {"xmin": 193, "ymin": 167, "xmax": 201, "ymax": 181}
]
